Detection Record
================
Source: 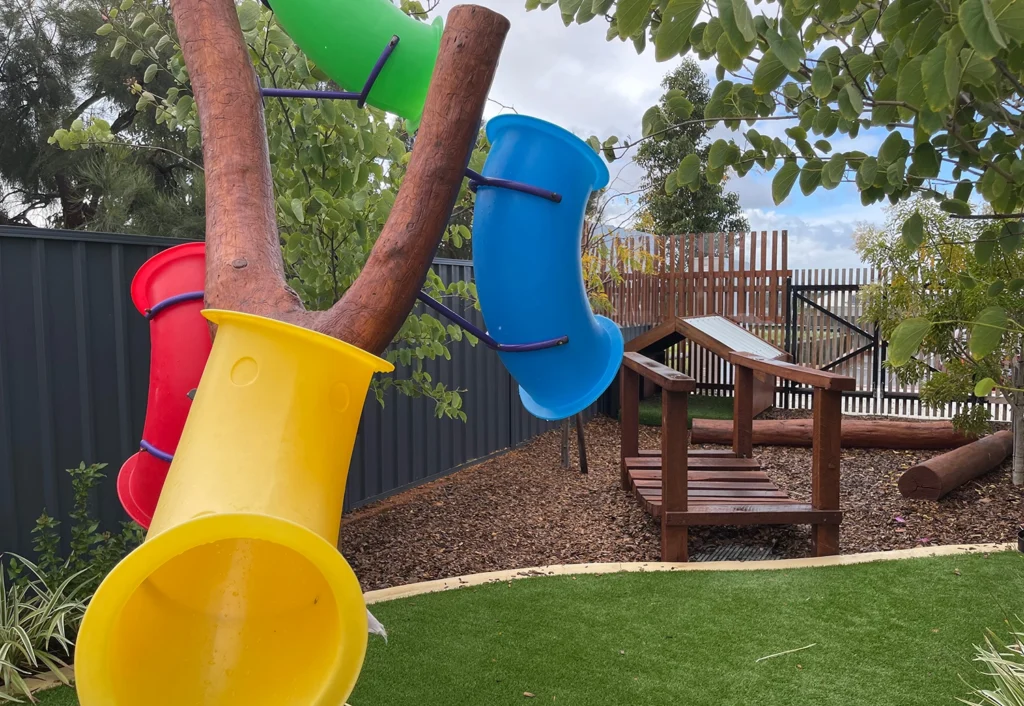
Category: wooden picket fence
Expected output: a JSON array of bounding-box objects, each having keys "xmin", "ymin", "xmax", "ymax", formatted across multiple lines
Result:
[{"xmin": 598, "ymin": 230, "xmax": 789, "ymax": 330}]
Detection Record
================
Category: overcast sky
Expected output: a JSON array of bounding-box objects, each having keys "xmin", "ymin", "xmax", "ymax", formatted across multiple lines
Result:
[{"xmin": 431, "ymin": 0, "xmax": 883, "ymax": 269}]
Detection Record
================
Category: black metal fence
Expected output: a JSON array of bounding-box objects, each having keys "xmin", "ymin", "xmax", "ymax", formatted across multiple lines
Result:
[{"xmin": 0, "ymin": 226, "xmax": 640, "ymax": 557}]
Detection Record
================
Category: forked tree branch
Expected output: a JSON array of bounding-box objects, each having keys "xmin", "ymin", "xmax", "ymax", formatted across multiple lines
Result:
[{"xmin": 170, "ymin": 0, "xmax": 508, "ymax": 353}]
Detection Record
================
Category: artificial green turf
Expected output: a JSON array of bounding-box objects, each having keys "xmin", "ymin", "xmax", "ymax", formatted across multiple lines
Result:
[
  {"xmin": 353, "ymin": 552, "xmax": 1023, "ymax": 706},
  {"xmin": 37, "ymin": 552, "xmax": 1024, "ymax": 706},
  {"xmin": 637, "ymin": 392, "xmax": 734, "ymax": 427}
]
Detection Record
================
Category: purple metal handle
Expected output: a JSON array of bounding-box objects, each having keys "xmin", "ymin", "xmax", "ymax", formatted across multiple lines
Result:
[
  {"xmin": 464, "ymin": 168, "xmax": 562, "ymax": 204},
  {"xmin": 140, "ymin": 439, "xmax": 174, "ymax": 463},
  {"xmin": 144, "ymin": 290, "xmax": 204, "ymax": 320},
  {"xmin": 416, "ymin": 291, "xmax": 567, "ymax": 353},
  {"xmin": 260, "ymin": 36, "xmax": 399, "ymax": 109}
]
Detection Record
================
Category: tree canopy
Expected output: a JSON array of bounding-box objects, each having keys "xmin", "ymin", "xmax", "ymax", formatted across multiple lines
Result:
[
  {"xmin": 634, "ymin": 58, "xmax": 748, "ymax": 234},
  {"xmin": 531, "ymin": 0, "xmax": 1024, "ymax": 222}
]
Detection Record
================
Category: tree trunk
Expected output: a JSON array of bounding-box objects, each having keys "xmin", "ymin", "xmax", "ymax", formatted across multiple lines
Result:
[{"xmin": 170, "ymin": 0, "xmax": 509, "ymax": 354}]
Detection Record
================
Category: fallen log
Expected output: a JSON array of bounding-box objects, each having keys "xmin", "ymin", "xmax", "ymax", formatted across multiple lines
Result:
[
  {"xmin": 690, "ymin": 418, "xmax": 978, "ymax": 450},
  {"xmin": 898, "ymin": 430, "xmax": 1013, "ymax": 500}
]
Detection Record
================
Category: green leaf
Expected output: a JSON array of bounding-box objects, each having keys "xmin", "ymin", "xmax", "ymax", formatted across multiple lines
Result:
[
  {"xmin": 838, "ymin": 83, "xmax": 864, "ymax": 119},
  {"xmin": 143, "ymin": 63, "xmax": 158, "ymax": 83},
  {"xmin": 961, "ymin": 47, "xmax": 997, "ymax": 83},
  {"xmin": 772, "ymin": 161, "xmax": 800, "ymax": 204},
  {"xmin": 922, "ymin": 44, "xmax": 958, "ymax": 110},
  {"xmin": 811, "ymin": 62, "xmax": 833, "ymax": 98},
  {"xmin": 642, "ymin": 106, "xmax": 666, "ymax": 137},
  {"xmin": 677, "ymin": 153, "xmax": 702, "ymax": 186},
  {"xmin": 988, "ymin": 280, "xmax": 1006, "ymax": 296},
  {"xmin": 130, "ymin": 49, "xmax": 145, "ymax": 66},
  {"xmin": 974, "ymin": 377, "xmax": 997, "ymax": 396},
  {"xmin": 975, "ymin": 229, "xmax": 997, "ymax": 262},
  {"xmin": 593, "ymin": 0, "xmax": 615, "ymax": 11},
  {"xmin": 992, "ymin": 0, "xmax": 1024, "ymax": 42},
  {"xmin": 718, "ymin": 0, "xmax": 756, "ymax": 52},
  {"xmin": 665, "ymin": 89, "xmax": 694, "ymax": 119},
  {"xmin": 1009, "ymin": 277, "xmax": 1024, "ymax": 291},
  {"xmin": 753, "ymin": 49, "xmax": 789, "ymax": 94},
  {"xmin": 96, "ymin": 23, "xmax": 113, "ymax": 36},
  {"xmin": 857, "ymin": 156, "xmax": 879, "ymax": 188},
  {"xmin": 708, "ymin": 139, "xmax": 731, "ymax": 169},
  {"xmin": 616, "ymin": 0, "xmax": 650, "ymax": 37},
  {"xmin": 290, "ymin": 198, "xmax": 305, "ymax": 224},
  {"xmin": 872, "ymin": 75, "xmax": 899, "ymax": 125},
  {"xmin": 941, "ymin": 198, "xmax": 972, "ymax": 215},
  {"xmin": 846, "ymin": 53, "xmax": 875, "ymax": 82},
  {"xmin": 902, "ymin": 211, "xmax": 925, "ymax": 247},
  {"xmin": 959, "ymin": 0, "xmax": 1007, "ymax": 58},
  {"xmin": 1000, "ymin": 221, "xmax": 1024, "ymax": 251},
  {"xmin": 912, "ymin": 143, "xmax": 941, "ymax": 177},
  {"xmin": 910, "ymin": 9, "xmax": 945, "ymax": 55},
  {"xmin": 111, "ymin": 35, "xmax": 126, "ymax": 59},
  {"xmin": 889, "ymin": 317, "xmax": 932, "ymax": 366},
  {"xmin": 765, "ymin": 19, "xmax": 805, "ymax": 71},
  {"xmin": 970, "ymin": 306, "xmax": 1007, "ymax": 358},
  {"xmin": 822, "ymin": 154, "xmax": 845, "ymax": 189},
  {"xmin": 603, "ymin": 135, "xmax": 617, "ymax": 162},
  {"xmin": 799, "ymin": 160, "xmax": 823, "ymax": 195},
  {"xmin": 879, "ymin": 131, "xmax": 910, "ymax": 163},
  {"xmin": 896, "ymin": 55, "xmax": 926, "ymax": 109},
  {"xmin": 960, "ymin": 273, "xmax": 979, "ymax": 288},
  {"xmin": 655, "ymin": 0, "xmax": 703, "ymax": 60},
  {"xmin": 238, "ymin": 0, "xmax": 261, "ymax": 31}
]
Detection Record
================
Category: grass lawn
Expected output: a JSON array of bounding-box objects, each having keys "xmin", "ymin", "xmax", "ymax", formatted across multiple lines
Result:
[
  {"xmin": 37, "ymin": 552, "xmax": 1024, "ymax": 705},
  {"xmin": 637, "ymin": 392, "xmax": 733, "ymax": 427}
]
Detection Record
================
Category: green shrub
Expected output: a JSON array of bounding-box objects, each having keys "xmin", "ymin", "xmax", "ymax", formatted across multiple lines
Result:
[
  {"xmin": 1, "ymin": 462, "xmax": 144, "ymax": 701},
  {"xmin": 962, "ymin": 623, "xmax": 1024, "ymax": 706}
]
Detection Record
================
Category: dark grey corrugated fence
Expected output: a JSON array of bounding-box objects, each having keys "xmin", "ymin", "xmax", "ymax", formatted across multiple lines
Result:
[{"xmin": 0, "ymin": 226, "xmax": 642, "ymax": 557}]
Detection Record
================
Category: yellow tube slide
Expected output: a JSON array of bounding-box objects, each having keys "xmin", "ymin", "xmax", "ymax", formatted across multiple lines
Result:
[{"xmin": 75, "ymin": 310, "xmax": 394, "ymax": 706}]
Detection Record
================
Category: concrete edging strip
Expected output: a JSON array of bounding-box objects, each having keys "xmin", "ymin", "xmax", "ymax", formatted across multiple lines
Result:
[{"xmin": 365, "ymin": 542, "xmax": 1015, "ymax": 604}]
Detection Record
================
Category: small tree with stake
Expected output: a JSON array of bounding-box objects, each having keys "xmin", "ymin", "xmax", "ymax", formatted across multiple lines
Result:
[{"xmin": 856, "ymin": 197, "xmax": 1024, "ymax": 484}]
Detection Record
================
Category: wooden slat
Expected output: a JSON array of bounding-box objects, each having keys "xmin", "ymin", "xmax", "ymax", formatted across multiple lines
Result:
[
  {"xmin": 638, "ymin": 448, "xmax": 736, "ymax": 458},
  {"xmin": 760, "ymin": 230, "xmax": 768, "ymax": 322},
  {"xmin": 730, "ymin": 351, "xmax": 857, "ymax": 391},
  {"xmin": 733, "ymin": 365, "xmax": 754, "ymax": 457},
  {"xmin": 625, "ymin": 456, "xmax": 761, "ymax": 470},
  {"xmin": 633, "ymin": 480, "xmax": 782, "ymax": 491},
  {"xmin": 628, "ymin": 469, "xmax": 771, "ymax": 482},
  {"xmin": 622, "ymin": 352, "xmax": 696, "ymax": 392},
  {"xmin": 666, "ymin": 505, "xmax": 843, "ymax": 526}
]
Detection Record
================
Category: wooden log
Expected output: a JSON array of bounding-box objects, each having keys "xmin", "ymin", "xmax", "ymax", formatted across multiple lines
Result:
[
  {"xmin": 898, "ymin": 430, "xmax": 1013, "ymax": 500},
  {"xmin": 691, "ymin": 418, "xmax": 978, "ymax": 450}
]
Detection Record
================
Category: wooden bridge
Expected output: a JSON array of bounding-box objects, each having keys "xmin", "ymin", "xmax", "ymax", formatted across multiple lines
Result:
[{"xmin": 619, "ymin": 351, "xmax": 856, "ymax": 562}]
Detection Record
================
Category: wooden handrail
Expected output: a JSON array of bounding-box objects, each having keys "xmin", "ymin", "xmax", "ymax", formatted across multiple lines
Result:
[
  {"xmin": 622, "ymin": 352, "xmax": 696, "ymax": 392},
  {"xmin": 729, "ymin": 352, "xmax": 856, "ymax": 391}
]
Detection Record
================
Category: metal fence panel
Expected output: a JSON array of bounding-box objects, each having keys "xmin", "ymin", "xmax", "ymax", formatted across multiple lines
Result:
[{"xmin": 0, "ymin": 229, "xmax": 632, "ymax": 556}]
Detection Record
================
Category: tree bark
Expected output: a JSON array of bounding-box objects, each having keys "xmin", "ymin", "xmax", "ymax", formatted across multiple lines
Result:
[
  {"xmin": 170, "ymin": 0, "xmax": 508, "ymax": 354},
  {"xmin": 1012, "ymin": 359, "xmax": 1024, "ymax": 485},
  {"xmin": 314, "ymin": 6, "xmax": 508, "ymax": 354},
  {"xmin": 898, "ymin": 430, "xmax": 1013, "ymax": 500}
]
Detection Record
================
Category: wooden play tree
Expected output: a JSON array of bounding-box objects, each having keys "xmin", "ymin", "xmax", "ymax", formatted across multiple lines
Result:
[{"xmin": 170, "ymin": 0, "xmax": 509, "ymax": 356}]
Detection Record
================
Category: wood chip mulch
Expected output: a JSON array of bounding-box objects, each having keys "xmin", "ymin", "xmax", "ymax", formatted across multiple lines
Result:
[{"xmin": 340, "ymin": 417, "xmax": 1024, "ymax": 591}]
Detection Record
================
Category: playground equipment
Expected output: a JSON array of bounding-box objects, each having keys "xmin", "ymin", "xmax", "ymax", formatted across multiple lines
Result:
[
  {"xmin": 472, "ymin": 115, "xmax": 621, "ymax": 421},
  {"xmin": 81, "ymin": 4, "xmax": 617, "ymax": 705},
  {"xmin": 621, "ymin": 351, "xmax": 854, "ymax": 561},
  {"xmin": 117, "ymin": 242, "xmax": 209, "ymax": 528},
  {"xmin": 263, "ymin": 0, "xmax": 441, "ymax": 125},
  {"xmin": 77, "ymin": 310, "xmax": 391, "ymax": 705}
]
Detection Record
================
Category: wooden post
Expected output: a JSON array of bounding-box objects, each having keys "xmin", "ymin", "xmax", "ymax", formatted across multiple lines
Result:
[
  {"xmin": 661, "ymin": 388, "xmax": 689, "ymax": 561},
  {"xmin": 733, "ymin": 365, "xmax": 754, "ymax": 458},
  {"xmin": 620, "ymin": 366, "xmax": 640, "ymax": 491},
  {"xmin": 575, "ymin": 412, "xmax": 588, "ymax": 474},
  {"xmin": 811, "ymin": 388, "xmax": 842, "ymax": 556},
  {"xmin": 560, "ymin": 419, "xmax": 570, "ymax": 468}
]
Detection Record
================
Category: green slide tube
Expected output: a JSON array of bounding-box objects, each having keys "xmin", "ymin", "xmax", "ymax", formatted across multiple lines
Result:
[{"xmin": 269, "ymin": 0, "xmax": 442, "ymax": 126}]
